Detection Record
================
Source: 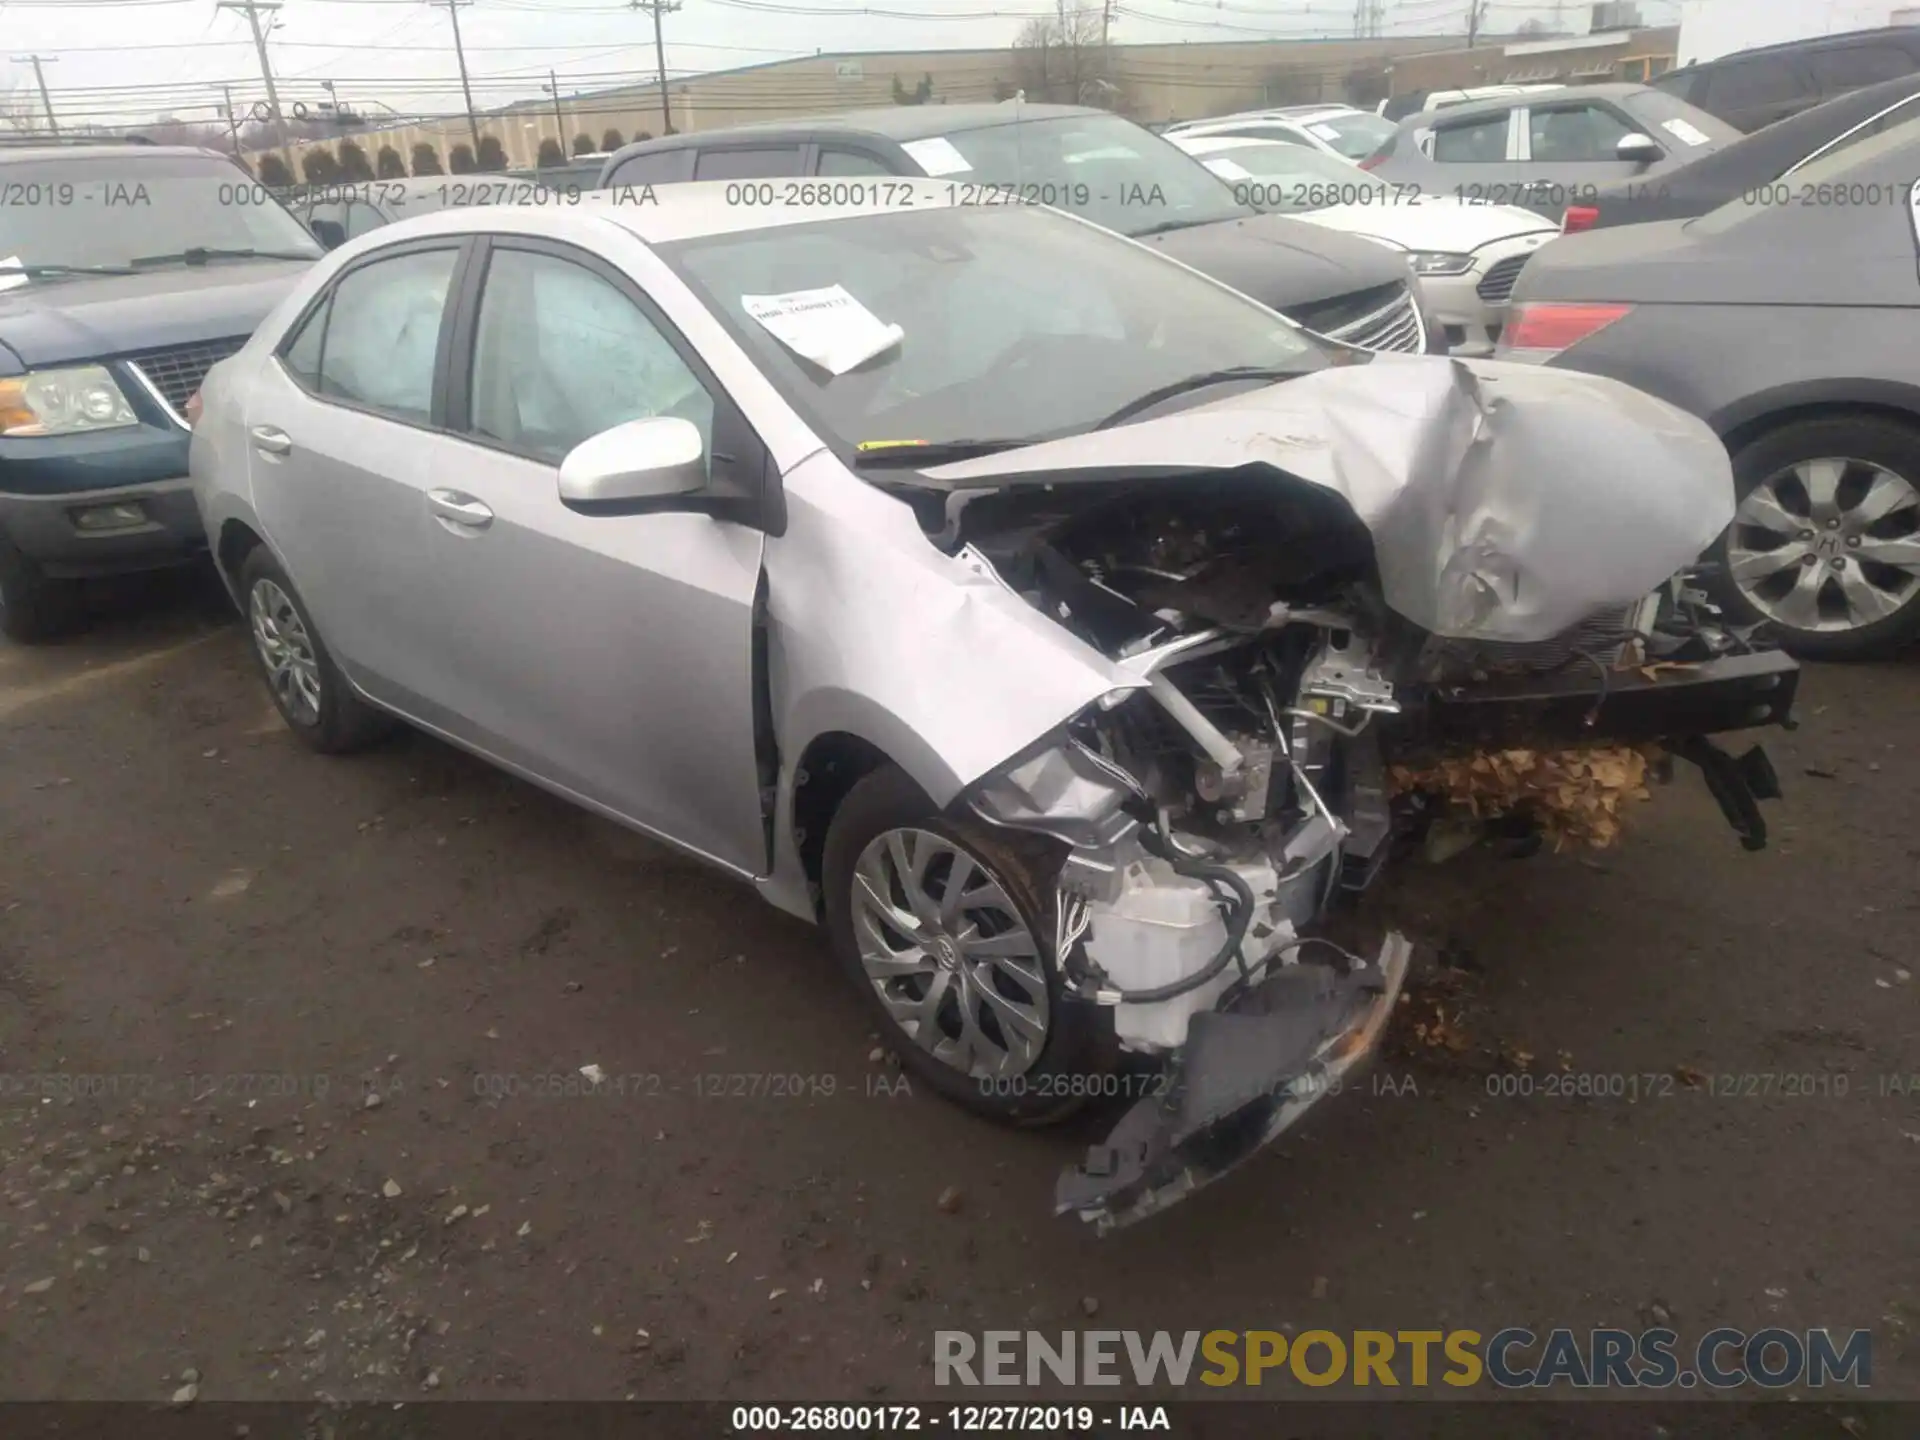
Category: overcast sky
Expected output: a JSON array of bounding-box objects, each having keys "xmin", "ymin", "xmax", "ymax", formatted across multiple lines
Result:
[{"xmin": 2, "ymin": 0, "xmax": 1684, "ymax": 131}]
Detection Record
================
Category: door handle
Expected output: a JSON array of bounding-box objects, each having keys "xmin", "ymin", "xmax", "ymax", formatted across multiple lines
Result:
[
  {"xmin": 427, "ymin": 489, "xmax": 494, "ymax": 530},
  {"xmin": 250, "ymin": 425, "xmax": 292, "ymax": 457}
]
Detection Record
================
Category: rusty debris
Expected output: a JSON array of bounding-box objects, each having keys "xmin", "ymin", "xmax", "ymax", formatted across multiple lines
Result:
[{"xmin": 1389, "ymin": 743, "xmax": 1662, "ymax": 850}]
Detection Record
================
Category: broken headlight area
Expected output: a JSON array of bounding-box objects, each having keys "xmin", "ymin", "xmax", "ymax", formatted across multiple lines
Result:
[{"xmin": 956, "ymin": 481, "xmax": 1798, "ymax": 1231}]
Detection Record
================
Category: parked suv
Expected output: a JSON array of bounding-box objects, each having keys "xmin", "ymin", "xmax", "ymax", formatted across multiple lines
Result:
[
  {"xmin": 1363, "ymin": 83, "xmax": 1739, "ymax": 218},
  {"xmin": 596, "ymin": 105, "xmax": 1448, "ymax": 356},
  {"xmin": 0, "ymin": 142, "xmax": 320, "ymax": 640},
  {"xmin": 1652, "ymin": 27, "xmax": 1920, "ymax": 133}
]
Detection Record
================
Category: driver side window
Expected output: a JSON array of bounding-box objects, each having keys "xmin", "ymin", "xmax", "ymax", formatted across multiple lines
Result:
[{"xmin": 467, "ymin": 247, "xmax": 715, "ymax": 466}]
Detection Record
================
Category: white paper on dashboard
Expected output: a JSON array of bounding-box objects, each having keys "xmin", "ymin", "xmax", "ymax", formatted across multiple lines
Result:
[
  {"xmin": 0, "ymin": 257, "xmax": 29, "ymax": 293},
  {"xmin": 1660, "ymin": 118, "xmax": 1711, "ymax": 147},
  {"xmin": 742, "ymin": 285, "xmax": 904, "ymax": 375},
  {"xmin": 1205, "ymin": 158, "xmax": 1254, "ymax": 181},
  {"xmin": 1309, "ymin": 123, "xmax": 1344, "ymax": 141},
  {"xmin": 901, "ymin": 136, "xmax": 973, "ymax": 176}
]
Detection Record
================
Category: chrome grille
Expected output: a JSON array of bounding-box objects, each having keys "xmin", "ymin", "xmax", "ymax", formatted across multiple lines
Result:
[
  {"xmin": 1326, "ymin": 285, "xmax": 1425, "ymax": 354},
  {"xmin": 1476, "ymin": 254, "xmax": 1529, "ymax": 305},
  {"xmin": 126, "ymin": 337, "xmax": 248, "ymax": 421}
]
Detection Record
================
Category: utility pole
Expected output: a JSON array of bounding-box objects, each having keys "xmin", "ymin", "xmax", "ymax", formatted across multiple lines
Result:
[
  {"xmin": 216, "ymin": 1, "xmax": 294, "ymax": 180},
  {"xmin": 1466, "ymin": 0, "xmax": 1486, "ymax": 48},
  {"xmin": 631, "ymin": 0, "xmax": 680, "ymax": 136},
  {"xmin": 219, "ymin": 82, "xmax": 244, "ymax": 159},
  {"xmin": 12, "ymin": 55, "xmax": 59, "ymax": 137},
  {"xmin": 544, "ymin": 69, "xmax": 568, "ymax": 155},
  {"xmin": 429, "ymin": 0, "xmax": 484, "ymax": 159}
]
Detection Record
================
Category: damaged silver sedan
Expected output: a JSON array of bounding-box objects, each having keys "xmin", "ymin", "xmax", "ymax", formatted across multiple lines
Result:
[{"xmin": 189, "ymin": 182, "xmax": 1799, "ymax": 1232}]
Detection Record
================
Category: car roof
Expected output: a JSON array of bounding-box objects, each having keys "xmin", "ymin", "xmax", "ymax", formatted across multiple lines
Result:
[
  {"xmin": 607, "ymin": 102, "xmax": 1105, "ymax": 156},
  {"xmin": 1404, "ymin": 81, "xmax": 1652, "ymax": 125},
  {"xmin": 1660, "ymin": 24, "xmax": 1920, "ymax": 78}
]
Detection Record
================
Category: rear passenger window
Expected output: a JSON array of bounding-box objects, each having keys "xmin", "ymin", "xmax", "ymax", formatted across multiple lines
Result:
[
  {"xmin": 694, "ymin": 147, "xmax": 804, "ymax": 180},
  {"xmin": 279, "ymin": 299, "xmax": 328, "ymax": 387},
  {"xmin": 1702, "ymin": 55, "xmax": 1803, "ymax": 109},
  {"xmin": 605, "ymin": 150, "xmax": 694, "ymax": 187},
  {"xmin": 818, "ymin": 148, "xmax": 896, "ymax": 177},
  {"xmin": 1807, "ymin": 46, "xmax": 1915, "ymax": 92},
  {"xmin": 1431, "ymin": 113, "xmax": 1509, "ymax": 162},
  {"xmin": 316, "ymin": 248, "xmax": 458, "ymax": 423}
]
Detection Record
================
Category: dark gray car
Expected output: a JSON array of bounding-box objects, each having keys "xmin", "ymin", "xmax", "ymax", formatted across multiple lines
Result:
[
  {"xmin": 598, "ymin": 105, "xmax": 1447, "ymax": 355},
  {"xmin": 1497, "ymin": 117, "xmax": 1920, "ymax": 658},
  {"xmin": 1364, "ymin": 83, "xmax": 1741, "ymax": 219}
]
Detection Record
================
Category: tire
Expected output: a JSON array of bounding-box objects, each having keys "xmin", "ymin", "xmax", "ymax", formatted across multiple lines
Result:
[
  {"xmin": 237, "ymin": 546, "xmax": 394, "ymax": 753},
  {"xmin": 0, "ymin": 539, "xmax": 84, "ymax": 644},
  {"xmin": 1709, "ymin": 417, "xmax": 1920, "ymax": 661},
  {"xmin": 821, "ymin": 764, "xmax": 1114, "ymax": 1127}
]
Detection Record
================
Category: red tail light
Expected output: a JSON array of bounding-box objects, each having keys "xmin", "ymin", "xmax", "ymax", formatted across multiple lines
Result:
[
  {"xmin": 185, "ymin": 389, "xmax": 203, "ymax": 427},
  {"xmin": 1497, "ymin": 302, "xmax": 1633, "ymax": 361},
  {"xmin": 1562, "ymin": 204, "xmax": 1600, "ymax": 234}
]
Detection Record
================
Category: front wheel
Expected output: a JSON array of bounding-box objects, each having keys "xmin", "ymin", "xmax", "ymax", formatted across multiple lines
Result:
[
  {"xmin": 1711, "ymin": 417, "xmax": 1920, "ymax": 660},
  {"xmin": 821, "ymin": 765, "xmax": 1113, "ymax": 1126}
]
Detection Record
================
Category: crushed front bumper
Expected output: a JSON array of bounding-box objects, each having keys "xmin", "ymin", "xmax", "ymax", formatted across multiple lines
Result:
[{"xmin": 1057, "ymin": 930, "xmax": 1414, "ymax": 1233}]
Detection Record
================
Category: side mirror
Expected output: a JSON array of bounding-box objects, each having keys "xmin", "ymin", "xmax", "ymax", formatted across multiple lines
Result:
[
  {"xmin": 558, "ymin": 416, "xmax": 706, "ymax": 507},
  {"xmin": 1616, "ymin": 133, "xmax": 1663, "ymax": 166},
  {"xmin": 308, "ymin": 218, "xmax": 347, "ymax": 250}
]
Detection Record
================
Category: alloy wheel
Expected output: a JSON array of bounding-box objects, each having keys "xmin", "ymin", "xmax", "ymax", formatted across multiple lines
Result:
[
  {"xmin": 249, "ymin": 578, "xmax": 323, "ymax": 725},
  {"xmin": 1727, "ymin": 456, "xmax": 1920, "ymax": 634},
  {"xmin": 850, "ymin": 827, "xmax": 1051, "ymax": 1081}
]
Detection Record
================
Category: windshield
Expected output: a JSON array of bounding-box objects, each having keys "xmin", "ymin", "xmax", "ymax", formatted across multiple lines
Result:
[
  {"xmin": 1188, "ymin": 143, "xmax": 1384, "ymax": 212},
  {"xmin": 918, "ymin": 112, "xmax": 1249, "ymax": 237},
  {"xmin": 0, "ymin": 155, "xmax": 321, "ymax": 275},
  {"xmin": 1300, "ymin": 111, "xmax": 1396, "ymax": 159},
  {"xmin": 659, "ymin": 204, "xmax": 1327, "ymax": 454}
]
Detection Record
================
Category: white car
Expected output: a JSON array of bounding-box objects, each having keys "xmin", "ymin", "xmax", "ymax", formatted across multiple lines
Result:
[
  {"xmin": 1173, "ymin": 133, "xmax": 1560, "ymax": 356},
  {"xmin": 1165, "ymin": 106, "xmax": 1398, "ymax": 163}
]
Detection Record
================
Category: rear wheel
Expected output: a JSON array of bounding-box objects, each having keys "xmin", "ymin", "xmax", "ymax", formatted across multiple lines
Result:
[
  {"xmin": 1712, "ymin": 417, "xmax": 1920, "ymax": 660},
  {"xmin": 0, "ymin": 540, "xmax": 84, "ymax": 643},
  {"xmin": 821, "ymin": 764, "xmax": 1112, "ymax": 1126},
  {"xmin": 238, "ymin": 546, "xmax": 394, "ymax": 753}
]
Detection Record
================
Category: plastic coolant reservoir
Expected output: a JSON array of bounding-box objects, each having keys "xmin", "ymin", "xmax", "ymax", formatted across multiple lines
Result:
[{"xmin": 1084, "ymin": 853, "xmax": 1284, "ymax": 1052}]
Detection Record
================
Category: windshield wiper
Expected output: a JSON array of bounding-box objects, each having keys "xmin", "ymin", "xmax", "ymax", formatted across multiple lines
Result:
[
  {"xmin": 1127, "ymin": 218, "xmax": 1213, "ymax": 239},
  {"xmin": 1093, "ymin": 366, "xmax": 1301, "ymax": 431},
  {"xmin": 0, "ymin": 262, "xmax": 139, "ymax": 278},
  {"xmin": 129, "ymin": 247, "xmax": 317, "ymax": 268},
  {"xmin": 852, "ymin": 439, "xmax": 1033, "ymax": 468}
]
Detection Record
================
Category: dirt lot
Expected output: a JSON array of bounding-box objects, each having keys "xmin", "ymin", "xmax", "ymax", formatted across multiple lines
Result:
[{"xmin": 1, "ymin": 575, "xmax": 1916, "ymax": 1409}]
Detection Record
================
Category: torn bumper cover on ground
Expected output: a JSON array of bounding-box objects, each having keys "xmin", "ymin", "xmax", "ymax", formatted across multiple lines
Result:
[{"xmin": 1057, "ymin": 933, "xmax": 1414, "ymax": 1233}]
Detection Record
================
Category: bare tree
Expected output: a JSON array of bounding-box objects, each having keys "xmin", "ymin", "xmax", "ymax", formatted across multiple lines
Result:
[{"xmin": 1011, "ymin": 1, "xmax": 1117, "ymax": 109}]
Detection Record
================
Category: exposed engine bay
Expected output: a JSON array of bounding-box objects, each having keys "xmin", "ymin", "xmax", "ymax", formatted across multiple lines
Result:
[{"xmin": 944, "ymin": 471, "xmax": 1799, "ymax": 1232}]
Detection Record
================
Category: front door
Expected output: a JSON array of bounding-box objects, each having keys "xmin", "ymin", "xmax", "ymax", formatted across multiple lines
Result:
[{"xmin": 412, "ymin": 238, "xmax": 768, "ymax": 875}]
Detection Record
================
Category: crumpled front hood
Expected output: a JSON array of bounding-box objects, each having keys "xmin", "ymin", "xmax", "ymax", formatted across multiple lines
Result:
[{"xmin": 916, "ymin": 356, "xmax": 1736, "ymax": 645}]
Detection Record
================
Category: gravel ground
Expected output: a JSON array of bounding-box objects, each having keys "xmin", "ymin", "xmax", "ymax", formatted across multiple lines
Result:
[{"xmin": 0, "ymin": 575, "xmax": 1915, "ymax": 1410}]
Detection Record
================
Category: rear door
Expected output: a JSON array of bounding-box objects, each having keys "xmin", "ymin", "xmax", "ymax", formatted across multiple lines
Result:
[
  {"xmin": 1424, "ymin": 106, "xmax": 1535, "ymax": 203},
  {"xmin": 245, "ymin": 239, "xmax": 465, "ymax": 711},
  {"xmin": 1806, "ymin": 44, "xmax": 1920, "ymax": 103},
  {"xmin": 410, "ymin": 236, "xmax": 770, "ymax": 873}
]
